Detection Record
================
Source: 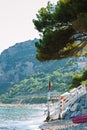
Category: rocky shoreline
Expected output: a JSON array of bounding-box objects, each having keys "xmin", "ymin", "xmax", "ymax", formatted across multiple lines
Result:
[
  {"xmin": 0, "ymin": 94, "xmax": 87, "ymax": 130},
  {"xmin": 40, "ymin": 120, "xmax": 87, "ymax": 130},
  {"xmin": 40, "ymin": 94, "xmax": 87, "ymax": 130}
]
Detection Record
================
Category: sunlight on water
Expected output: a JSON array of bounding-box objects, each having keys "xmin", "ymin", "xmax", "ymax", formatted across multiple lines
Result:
[{"xmin": 0, "ymin": 106, "xmax": 45, "ymax": 130}]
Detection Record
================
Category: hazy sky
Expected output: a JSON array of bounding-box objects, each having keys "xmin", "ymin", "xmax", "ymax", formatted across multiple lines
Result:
[{"xmin": 0, "ymin": 0, "xmax": 58, "ymax": 53}]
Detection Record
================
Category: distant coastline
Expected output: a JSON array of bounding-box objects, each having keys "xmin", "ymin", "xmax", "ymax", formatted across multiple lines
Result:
[{"xmin": 0, "ymin": 103, "xmax": 46, "ymax": 108}]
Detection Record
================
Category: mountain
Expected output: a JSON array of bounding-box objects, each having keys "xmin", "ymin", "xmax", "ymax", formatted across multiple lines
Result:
[
  {"xmin": 0, "ymin": 39, "xmax": 87, "ymax": 104},
  {"xmin": 0, "ymin": 38, "xmax": 69, "ymax": 93}
]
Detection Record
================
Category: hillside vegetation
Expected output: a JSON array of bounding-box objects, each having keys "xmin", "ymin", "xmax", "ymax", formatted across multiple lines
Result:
[
  {"xmin": 70, "ymin": 68, "xmax": 87, "ymax": 89},
  {"xmin": 0, "ymin": 39, "xmax": 87, "ymax": 104},
  {"xmin": 0, "ymin": 65, "xmax": 86, "ymax": 104}
]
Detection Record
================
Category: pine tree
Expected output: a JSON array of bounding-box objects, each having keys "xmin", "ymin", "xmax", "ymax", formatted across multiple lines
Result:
[{"xmin": 33, "ymin": 0, "xmax": 87, "ymax": 61}]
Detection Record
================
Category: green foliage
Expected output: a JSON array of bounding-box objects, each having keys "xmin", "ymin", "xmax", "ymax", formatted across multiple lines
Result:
[
  {"xmin": 70, "ymin": 68, "xmax": 87, "ymax": 89},
  {"xmin": 22, "ymin": 96, "xmax": 47, "ymax": 104},
  {"xmin": 70, "ymin": 74, "xmax": 82, "ymax": 89},
  {"xmin": 0, "ymin": 60, "xmax": 83, "ymax": 104},
  {"xmin": 33, "ymin": 1, "xmax": 56, "ymax": 32},
  {"xmin": 81, "ymin": 69, "xmax": 87, "ymax": 80},
  {"xmin": 33, "ymin": 0, "xmax": 87, "ymax": 61},
  {"xmin": 81, "ymin": 80, "xmax": 87, "ymax": 85},
  {"xmin": 35, "ymin": 26, "xmax": 76, "ymax": 61}
]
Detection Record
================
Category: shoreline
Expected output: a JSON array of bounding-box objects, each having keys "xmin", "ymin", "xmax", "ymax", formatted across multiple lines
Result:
[
  {"xmin": 0, "ymin": 103, "xmax": 75, "ymax": 130},
  {"xmin": 0, "ymin": 103, "xmax": 47, "ymax": 108},
  {"xmin": 39, "ymin": 119, "xmax": 87, "ymax": 130}
]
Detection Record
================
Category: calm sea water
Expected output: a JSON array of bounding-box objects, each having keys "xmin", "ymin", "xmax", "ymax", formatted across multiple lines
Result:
[{"xmin": 0, "ymin": 105, "xmax": 46, "ymax": 130}]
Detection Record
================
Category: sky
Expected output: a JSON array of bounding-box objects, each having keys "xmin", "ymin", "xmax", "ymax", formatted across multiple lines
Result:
[{"xmin": 0, "ymin": 0, "xmax": 58, "ymax": 53}]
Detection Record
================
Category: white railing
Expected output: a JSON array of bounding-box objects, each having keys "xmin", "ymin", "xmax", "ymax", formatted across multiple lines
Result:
[
  {"xmin": 60, "ymin": 84, "xmax": 87, "ymax": 118},
  {"xmin": 50, "ymin": 100, "xmax": 60, "ymax": 119},
  {"xmin": 47, "ymin": 84, "xmax": 87, "ymax": 120},
  {"xmin": 47, "ymin": 92, "xmax": 60, "ymax": 120}
]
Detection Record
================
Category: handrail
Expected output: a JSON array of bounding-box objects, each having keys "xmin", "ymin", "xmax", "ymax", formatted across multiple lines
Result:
[
  {"xmin": 59, "ymin": 84, "xmax": 87, "ymax": 118},
  {"xmin": 47, "ymin": 84, "xmax": 87, "ymax": 120}
]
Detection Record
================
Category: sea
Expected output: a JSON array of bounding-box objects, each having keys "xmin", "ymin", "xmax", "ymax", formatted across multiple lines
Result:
[{"xmin": 0, "ymin": 104, "xmax": 46, "ymax": 130}]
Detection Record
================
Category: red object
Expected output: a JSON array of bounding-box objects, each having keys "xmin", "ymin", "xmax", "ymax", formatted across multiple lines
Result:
[
  {"xmin": 72, "ymin": 114, "xmax": 87, "ymax": 124},
  {"xmin": 86, "ymin": 87, "xmax": 87, "ymax": 92},
  {"xmin": 60, "ymin": 96, "xmax": 66, "ymax": 101},
  {"xmin": 48, "ymin": 81, "xmax": 51, "ymax": 90}
]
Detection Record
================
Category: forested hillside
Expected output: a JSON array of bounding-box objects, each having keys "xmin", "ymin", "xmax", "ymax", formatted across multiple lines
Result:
[
  {"xmin": 0, "ymin": 38, "xmax": 61, "ymax": 94},
  {"xmin": 0, "ymin": 39, "xmax": 87, "ymax": 104}
]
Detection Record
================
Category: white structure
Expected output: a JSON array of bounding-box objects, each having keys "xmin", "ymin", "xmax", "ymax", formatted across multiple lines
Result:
[{"xmin": 46, "ymin": 84, "xmax": 87, "ymax": 120}]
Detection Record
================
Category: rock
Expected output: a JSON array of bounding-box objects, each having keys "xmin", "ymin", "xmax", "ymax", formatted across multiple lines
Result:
[
  {"xmin": 79, "ymin": 98, "xmax": 85, "ymax": 106},
  {"xmin": 70, "ymin": 111, "xmax": 81, "ymax": 118},
  {"xmin": 85, "ymin": 95, "xmax": 87, "ymax": 108},
  {"xmin": 82, "ymin": 109, "xmax": 87, "ymax": 115},
  {"xmin": 70, "ymin": 103, "xmax": 78, "ymax": 112}
]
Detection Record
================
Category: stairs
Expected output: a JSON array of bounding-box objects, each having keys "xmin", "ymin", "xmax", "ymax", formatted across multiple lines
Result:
[{"xmin": 46, "ymin": 84, "xmax": 87, "ymax": 120}]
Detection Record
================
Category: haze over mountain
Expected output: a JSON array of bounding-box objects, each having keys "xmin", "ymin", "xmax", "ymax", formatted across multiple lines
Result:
[
  {"xmin": 0, "ymin": 38, "xmax": 64, "ymax": 93},
  {"xmin": 0, "ymin": 39, "xmax": 87, "ymax": 103}
]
